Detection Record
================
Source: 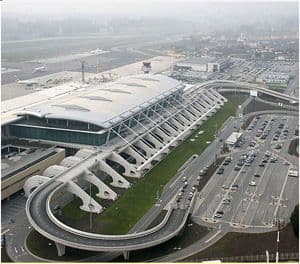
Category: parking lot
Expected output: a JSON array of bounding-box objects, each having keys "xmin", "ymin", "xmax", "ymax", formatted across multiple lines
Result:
[{"xmin": 193, "ymin": 114, "xmax": 299, "ymax": 230}]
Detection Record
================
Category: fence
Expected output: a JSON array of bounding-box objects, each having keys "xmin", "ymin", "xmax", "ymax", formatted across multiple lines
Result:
[{"xmin": 187, "ymin": 252, "xmax": 299, "ymax": 262}]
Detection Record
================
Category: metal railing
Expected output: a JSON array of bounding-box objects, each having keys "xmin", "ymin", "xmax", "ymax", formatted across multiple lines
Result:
[{"xmin": 187, "ymin": 252, "xmax": 299, "ymax": 262}]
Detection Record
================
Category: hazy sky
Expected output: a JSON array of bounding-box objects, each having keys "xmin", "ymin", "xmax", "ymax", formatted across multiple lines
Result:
[{"xmin": 2, "ymin": 0, "xmax": 298, "ymax": 19}]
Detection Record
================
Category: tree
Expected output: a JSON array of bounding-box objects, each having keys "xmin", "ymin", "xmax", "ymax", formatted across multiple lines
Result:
[{"xmin": 290, "ymin": 204, "xmax": 299, "ymax": 238}]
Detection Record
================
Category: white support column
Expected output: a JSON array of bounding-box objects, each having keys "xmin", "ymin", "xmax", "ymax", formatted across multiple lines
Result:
[
  {"xmin": 82, "ymin": 172, "xmax": 117, "ymax": 200},
  {"xmin": 205, "ymin": 90, "xmax": 222, "ymax": 105},
  {"xmin": 203, "ymin": 93, "xmax": 219, "ymax": 108},
  {"xmin": 162, "ymin": 122, "xmax": 179, "ymax": 136},
  {"xmin": 198, "ymin": 98, "xmax": 216, "ymax": 116},
  {"xmin": 99, "ymin": 160, "xmax": 131, "ymax": 187},
  {"xmin": 176, "ymin": 113, "xmax": 191, "ymax": 126},
  {"xmin": 170, "ymin": 117, "xmax": 186, "ymax": 130},
  {"xmin": 209, "ymin": 88, "xmax": 228, "ymax": 103},
  {"xmin": 187, "ymin": 104, "xmax": 202, "ymax": 117},
  {"xmin": 66, "ymin": 181, "xmax": 103, "ymax": 213},
  {"xmin": 183, "ymin": 109, "xmax": 197, "ymax": 120},
  {"xmin": 123, "ymin": 251, "xmax": 130, "ymax": 260},
  {"xmin": 194, "ymin": 101, "xmax": 207, "ymax": 113},
  {"xmin": 144, "ymin": 133, "xmax": 164, "ymax": 149},
  {"xmin": 55, "ymin": 242, "xmax": 66, "ymax": 257},
  {"xmin": 109, "ymin": 152, "xmax": 140, "ymax": 178},
  {"xmin": 192, "ymin": 104, "xmax": 206, "ymax": 118},
  {"xmin": 123, "ymin": 147, "xmax": 147, "ymax": 166},
  {"xmin": 135, "ymin": 140, "xmax": 157, "ymax": 157},
  {"xmin": 198, "ymin": 96, "xmax": 213, "ymax": 108},
  {"xmin": 154, "ymin": 127, "xmax": 172, "ymax": 142}
]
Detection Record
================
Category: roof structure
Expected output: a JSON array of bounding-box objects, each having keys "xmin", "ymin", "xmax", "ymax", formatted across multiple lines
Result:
[
  {"xmin": 17, "ymin": 74, "xmax": 182, "ymax": 129},
  {"xmin": 226, "ymin": 132, "xmax": 242, "ymax": 145}
]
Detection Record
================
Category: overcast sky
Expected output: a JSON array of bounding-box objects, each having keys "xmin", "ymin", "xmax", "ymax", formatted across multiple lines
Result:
[{"xmin": 2, "ymin": 0, "xmax": 298, "ymax": 20}]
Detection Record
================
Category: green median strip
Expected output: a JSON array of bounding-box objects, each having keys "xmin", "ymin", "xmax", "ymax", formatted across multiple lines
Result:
[{"xmin": 62, "ymin": 94, "xmax": 247, "ymax": 234}]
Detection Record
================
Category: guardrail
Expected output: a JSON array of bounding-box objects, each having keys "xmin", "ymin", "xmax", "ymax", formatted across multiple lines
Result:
[{"xmin": 187, "ymin": 252, "xmax": 299, "ymax": 262}]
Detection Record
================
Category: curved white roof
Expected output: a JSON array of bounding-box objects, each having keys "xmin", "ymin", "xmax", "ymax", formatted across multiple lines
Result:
[{"xmin": 18, "ymin": 74, "xmax": 182, "ymax": 129}]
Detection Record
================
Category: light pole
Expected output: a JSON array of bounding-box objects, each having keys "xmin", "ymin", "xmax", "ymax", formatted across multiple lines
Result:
[
  {"xmin": 89, "ymin": 178, "xmax": 93, "ymax": 230},
  {"xmin": 274, "ymin": 219, "xmax": 284, "ymax": 263}
]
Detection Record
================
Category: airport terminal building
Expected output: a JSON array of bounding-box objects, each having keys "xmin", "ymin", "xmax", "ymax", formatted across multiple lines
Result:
[
  {"xmin": 3, "ymin": 73, "xmax": 227, "ymax": 210},
  {"xmin": 7, "ymin": 74, "xmax": 184, "ymax": 147}
]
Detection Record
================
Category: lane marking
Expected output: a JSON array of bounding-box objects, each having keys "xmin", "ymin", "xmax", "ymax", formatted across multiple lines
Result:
[
  {"xmin": 205, "ymin": 230, "xmax": 222, "ymax": 243},
  {"xmin": 273, "ymin": 167, "xmax": 290, "ymax": 219},
  {"xmin": 1, "ymin": 229, "xmax": 10, "ymax": 235}
]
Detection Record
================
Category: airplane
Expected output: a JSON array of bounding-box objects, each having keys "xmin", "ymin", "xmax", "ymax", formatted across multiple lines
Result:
[
  {"xmin": 32, "ymin": 65, "xmax": 47, "ymax": 73},
  {"xmin": 14, "ymin": 75, "xmax": 41, "ymax": 86},
  {"xmin": 90, "ymin": 48, "xmax": 103, "ymax": 54}
]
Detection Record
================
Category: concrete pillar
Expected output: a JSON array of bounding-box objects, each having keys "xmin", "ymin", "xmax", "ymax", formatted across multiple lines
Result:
[
  {"xmin": 183, "ymin": 109, "xmax": 197, "ymax": 120},
  {"xmin": 123, "ymin": 251, "xmax": 130, "ymax": 260},
  {"xmin": 198, "ymin": 96, "xmax": 212, "ymax": 109},
  {"xmin": 109, "ymin": 152, "xmax": 140, "ymax": 178},
  {"xmin": 176, "ymin": 113, "xmax": 190, "ymax": 126},
  {"xmin": 198, "ymin": 98, "xmax": 216, "ymax": 116},
  {"xmin": 162, "ymin": 122, "xmax": 178, "ymax": 136},
  {"xmin": 135, "ymin": 140, "xmax": 157, "ymax": 157},
  {"xmin": 123, "ymin": 147, "xmax": 147, "ymax": 166},
  {"xmin": 188, "ymin": 104, "xmax": 202, "ymax": 117},
  {"xmin": 170, "ymin": 117, "xmax": 186, "ymax": 130},
  {"xmin": 144, "ymin": 133, "xmax": 164, "ymax": 149},
  {"xmin": 209, "ymin": 88, "xmax": 228, "ymax": 103},
  {"xmin": 193, "ymin": 101, "xmax": 206, "ymax": 113},
  {"xmin": 203, "ymin": 93, "xmax": 219, "ymax": 108},
  {"xmin": 66, "ymin": 181, "xmax": 103, "ymax": 213},
  {"xmin": 99, "ymin": 160, "xmax": 131, "ymax": 187},
  {"xmin": 206, "ymin": 90, "xmax": 222, "ymax": 105},
  {"xmin": 55, "ymin": 242, "xmax": 66, "ymax": 257},
  {"xmin": 206, "ymin": 91, "xmax": 223, "ymax": 107},
  {"xmin": 154, "ymin": 127, "xmax": 172, "ymax": 142},
  {"xmin": 194, "ymin": 101, "xmax": 207, "ymax": 113},
  {"xmin": 82, "ymin": 172, "xmax": 117, "ymax": 200}
]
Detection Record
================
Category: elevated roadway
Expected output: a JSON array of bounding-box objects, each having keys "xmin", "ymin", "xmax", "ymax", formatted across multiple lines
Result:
[
  {"xmin": 26, "ymin": 175, "xmax": 194, "ymax": 255},
  {"xmin": 189, "ymin": 80, "xmax": 299, "ymax": 103}
]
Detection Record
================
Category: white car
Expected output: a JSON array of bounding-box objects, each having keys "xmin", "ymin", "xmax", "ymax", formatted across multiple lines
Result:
[
  {"xmin": 249, "ymin": 181, "xmax": 257, "ymax": 186},
  {"xmin": 222, "ymin": 198, "xmax": 231, "ymax": 205}
]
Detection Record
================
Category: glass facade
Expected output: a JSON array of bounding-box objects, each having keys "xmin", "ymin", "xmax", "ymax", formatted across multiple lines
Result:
[
  {"xmin": 10, "ymin": 125, "xmax": 108, "ymax": 146},
  {"xmin": 8, "ymin": 90, "xmax": 184, "ymax": 146}
]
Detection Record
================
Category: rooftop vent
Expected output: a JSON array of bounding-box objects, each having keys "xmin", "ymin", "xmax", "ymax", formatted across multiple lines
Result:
[
  {"xmin": 118, "ymin": 82, "xmax": 147, "ymax": 88},
  {"xmin": 102, "ymin": 88, "xmax": 131, "ymax": 94},
  {"xmin": 81, "ymin": 96, "xmax": 112, "ymax": 102},
  {"xmin": 54, "ymin": 104, "xmax": 90, "ymax": 112}
]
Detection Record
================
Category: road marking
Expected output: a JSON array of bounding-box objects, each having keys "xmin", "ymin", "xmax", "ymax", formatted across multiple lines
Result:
[
  {"xmin": 14, "ymin": 247, "xmax": 18, "ymax": 254},
  {"xmin": 240, "ymin": 150, "xmax": 275, "ymax": 225},
  {"xmin": 205, "ymin": 230, "xmax": 222, "ymax": 243},
  {"xmin": 1, "ymin": 229, "xmax": 10, "ymax": 235},
  {"xmin": 21, "ymin": 246, "xmax": 25, "ymax": 252},
  {"xmin": 169, "ymin": 173, "xmax": 182, "ymax": 189},
  {"xmin": 273, "ymin": 167, "xmax": 290, "ymax": 219}
]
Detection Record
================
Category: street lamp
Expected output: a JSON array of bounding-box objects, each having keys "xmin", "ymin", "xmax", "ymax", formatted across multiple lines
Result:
[{"xmin": 89, "ymin": 177, "xmax": 93, "ymax": 230}]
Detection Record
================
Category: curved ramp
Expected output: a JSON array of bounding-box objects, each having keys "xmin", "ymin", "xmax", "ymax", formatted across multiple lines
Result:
[{"xmin": 26, "ymin": 179, "xmax": 193, "ymax": 252}]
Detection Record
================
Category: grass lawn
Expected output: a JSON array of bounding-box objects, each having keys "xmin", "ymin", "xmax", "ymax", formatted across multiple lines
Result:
[
  {"xmin": 1, "ymin": 247, "xmax": 13, "ymax": 262},
  {"xmin": 184, "ymin": 223, "xmax": 299, "ymax": 261},
  {"xmin": 288, "ymin": 138, "xmax": 299, "ymax": 157},
  {"xmin": 62, "ymin": 94, "xmax": 247, "ymax": 235}
]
